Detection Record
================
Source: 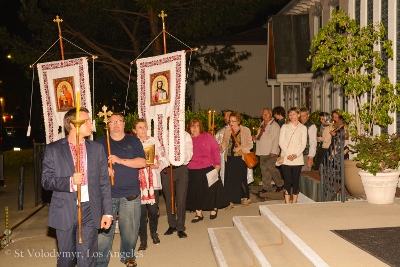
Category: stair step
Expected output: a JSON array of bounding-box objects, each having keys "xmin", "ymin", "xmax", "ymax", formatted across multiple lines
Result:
[
  {"xmin": 259, "ymin": 205, "xmax": 328, "ymax": 266},
  {"xmin": 209, "ymin": 227, "xmax": 258, "ymax": 267},
  {"xmin": 236, "ymin": 216, "xmax": 314, "ymax": 266}
]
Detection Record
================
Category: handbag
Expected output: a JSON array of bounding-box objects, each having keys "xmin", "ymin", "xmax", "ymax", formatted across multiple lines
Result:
[
  {"xmin": 242, "ymin": 151, "xmax": 258, "ymax": 168},
  {"xmin": 231, "ymin": 128, "xmax": 258, "ymax": 168}
]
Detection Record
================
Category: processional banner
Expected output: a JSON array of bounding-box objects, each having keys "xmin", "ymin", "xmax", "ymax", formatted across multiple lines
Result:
[
  {"xmin": 136, "ymin": 51, "xmax": 186, "ymax": 165},
  {"xmin": 37, "ymin": 57, "xmax": 92, "ymax": 143}
]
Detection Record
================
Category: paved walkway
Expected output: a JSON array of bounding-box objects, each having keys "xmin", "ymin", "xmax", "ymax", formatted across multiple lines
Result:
[
  {"xmin": 0, "ymin": 165, "xmax": 274, "ymax": 266},
  {"xmin": 1, "ymin": 165, "xmax": 399, "ymax": 266}
]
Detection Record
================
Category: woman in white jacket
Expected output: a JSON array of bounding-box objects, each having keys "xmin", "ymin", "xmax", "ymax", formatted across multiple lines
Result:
[{"xmin": 278, "ymin": 107, "xmax": 307, "ymax": 204}]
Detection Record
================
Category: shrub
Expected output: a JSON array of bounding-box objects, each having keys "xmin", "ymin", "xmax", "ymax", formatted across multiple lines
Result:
[{"xmin": 2, "ymin": 149, "xmax": 34, "ymax": 168}]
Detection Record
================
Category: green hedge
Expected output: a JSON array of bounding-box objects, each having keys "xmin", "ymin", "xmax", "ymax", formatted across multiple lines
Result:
[
  {"xmin": 93, "ymin": 109, "xmax": 263, "ymax": 185},
  {"xmin": 2, "ymin": 149, "xmax": 34, "ymax": 168}
]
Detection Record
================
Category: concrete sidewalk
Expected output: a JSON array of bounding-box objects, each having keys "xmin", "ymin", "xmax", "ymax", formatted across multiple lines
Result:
[
  {"xmin": 2, "ymin": 165, "xmax": 399, "ymax": 266},
  {"xmin": 0, "ymin": 165, "xmax": 271, "ymax": 266}
]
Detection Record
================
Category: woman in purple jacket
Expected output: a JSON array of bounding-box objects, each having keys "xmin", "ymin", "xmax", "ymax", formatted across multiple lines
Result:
[{"xmin": 186, "ymin": 119, "xmax": 229, "ymax": 222}]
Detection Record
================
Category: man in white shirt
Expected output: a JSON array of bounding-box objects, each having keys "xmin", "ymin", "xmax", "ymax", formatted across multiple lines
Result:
[
  {"xmin": 299, "ymin": 108, "xmax": 317, "ymax": 171},
  {"xmin": 161, "ymin": 131, "xmax": 193, "ymax": 238},
  {"xmin": 254, "ymin": 108, "xmax": 284, "ymax": 193}
]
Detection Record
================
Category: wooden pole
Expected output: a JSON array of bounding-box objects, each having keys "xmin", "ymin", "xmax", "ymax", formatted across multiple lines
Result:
[
  {"xmin": 71, "ymin": 92, "xmax": 85, "ymax": 244},
  {"xmin": 98, "ymin": 106, "xmax": 114, "ymax": 185},
  {"xmin": 71, "ymin": 119, "xmax": 85, "ymax": 244},
  {"xmin": 158, "ymin": 10, "xmax": 175, "ymax": 214},
  {"xmin": 105, "ymin": 129, "xmax": 114, "ymax": 185},
  {"xmin": 53, "ymin": 15, "xmax": 65, "ymax": 60}
]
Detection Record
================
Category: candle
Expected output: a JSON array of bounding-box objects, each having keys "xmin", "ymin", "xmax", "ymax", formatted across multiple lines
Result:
[
  {"xmin": 76, "ymin": 91, "xmax": 81, "ymax": 120},
  {"xmin": 212, "ymin": 110, "xmax": 215, "ymax": 129},
  {"xmin": 208, "ymin": 110, "xmax": 211, "ymax": 130},
  {"xmin": 252, "ymin": 127, "xmax": 255, "ymax": 136}
]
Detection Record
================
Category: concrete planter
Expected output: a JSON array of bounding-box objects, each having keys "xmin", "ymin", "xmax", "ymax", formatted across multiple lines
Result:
[
  {"xmin": 344, "ymin": 160, "xmax": 365, "ymax": 198},
  {"xmin": 358, "ymin": 170, "xmax": 400, "ymax": 204}
]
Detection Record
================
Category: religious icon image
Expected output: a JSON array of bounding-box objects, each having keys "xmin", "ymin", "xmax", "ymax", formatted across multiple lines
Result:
[
  {"xmin": 150, "ymin": 71, "xmax": 170, "ymax": 106},
  {"xmin": 54, "ymin": 76, "xmax": 75, "ymax": 112}
]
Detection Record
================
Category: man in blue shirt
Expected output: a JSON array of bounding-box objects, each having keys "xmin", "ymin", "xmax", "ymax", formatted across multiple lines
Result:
[{"xmin": 96, "ymin": 113, "xmax": 146, "ymax": 267}]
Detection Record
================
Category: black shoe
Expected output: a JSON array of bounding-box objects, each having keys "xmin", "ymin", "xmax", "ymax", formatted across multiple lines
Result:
[
  {"xmin": 276, "ymin": 186, "xmax": 284, "ymax": 192},
  {"xmin": 177, "ymin": 231, "xmax": 187, "ymax": 238},
  {"xmin": 259, "ymin": 189, "xmax": 273, "ymax": 194},
  {"xmin": 151, "ymin": 233, "xmax": 160, "ymax": 244},
  {"xmin": 164, "ymin": 227, "xmax": 176, "ymax": 235},
  {"xmin": 138, "ymin": 243, "xmax": 148, "ymax": 251},
  {"xmin": 191, "ymin": 214, "xmax": 204, "ymax": 223},
  {"xmin": 210, "ymin": 209, "xmax": 218, "ymax": 220}
]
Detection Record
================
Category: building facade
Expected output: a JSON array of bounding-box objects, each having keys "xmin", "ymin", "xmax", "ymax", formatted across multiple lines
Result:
[{"xmin": 267, "ymin": 0, "xmax": 400, "ymax": 134}]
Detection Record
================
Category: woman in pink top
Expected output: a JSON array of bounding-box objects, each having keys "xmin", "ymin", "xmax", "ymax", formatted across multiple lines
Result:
[{"xmin": 186, "ymin": 119, "xmax": 229, "ymax": 223}]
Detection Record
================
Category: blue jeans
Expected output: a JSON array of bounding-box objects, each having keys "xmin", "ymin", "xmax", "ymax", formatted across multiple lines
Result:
[{"xmin": 97, "ymin": 196, "xmax": 141, "ymax": 266}]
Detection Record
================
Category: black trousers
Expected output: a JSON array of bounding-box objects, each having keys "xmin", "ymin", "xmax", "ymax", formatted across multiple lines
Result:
[
  {"xmin": 161, "ymin": 165, "xmax": 188, "ymax": 232},
  {"xmin": 281, "ymin": 165, "xmax": 302, "ymax": 194},
  {"xmin": 139, "ymin": 190, "xmax": 160, "ymax": 243}
]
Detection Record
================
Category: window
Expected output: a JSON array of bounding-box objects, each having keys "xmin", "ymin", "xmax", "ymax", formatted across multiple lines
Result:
[{"xmin": 313, "ymin": 4, "xmax": 323, "ymax": 35}]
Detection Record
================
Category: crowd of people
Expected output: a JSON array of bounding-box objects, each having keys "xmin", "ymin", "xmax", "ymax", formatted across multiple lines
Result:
[{"xmin": 41, "ymin": 105, "xmax": 345, "ymax": 266}]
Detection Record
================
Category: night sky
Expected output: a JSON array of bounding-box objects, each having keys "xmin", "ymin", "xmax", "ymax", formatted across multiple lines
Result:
[
  {"xmin": 0, "ymin": 0, "xmax": 33, "ymax": 127},
  {"xmin": 0, "ymin": 0, "xmax": 291, "ymax": 129}
]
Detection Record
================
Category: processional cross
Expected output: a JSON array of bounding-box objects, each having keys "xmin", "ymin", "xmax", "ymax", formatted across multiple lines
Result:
[
  {"xmin": 53, "ymin": 15, "xmax": 65, "ymax": 60},
  {"xmin": 158, "ymin": 10, "xmax": 168, "ymax": 54},
  {"xmin": 98, "ymin": 105, "xmax": 114, "ymax": 185},
  {"xmin": 158, "ymin": 10, "xmax": 168, "ymax": 29},
  {"xmin": 98, "ymin": 105, "xmax": 113, "ymax": 124}
]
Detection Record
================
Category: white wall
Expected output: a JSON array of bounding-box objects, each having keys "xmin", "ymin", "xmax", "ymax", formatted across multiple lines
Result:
[{"xmin": 190, "ymin": 45, "xmax": 270, "ymax": 117}]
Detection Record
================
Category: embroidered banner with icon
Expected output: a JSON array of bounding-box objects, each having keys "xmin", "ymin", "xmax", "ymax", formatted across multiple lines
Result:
[
  {"xmin": 37, "ymin": 57, "xmax": 92, "ymax": 143},
  {"xmin": 136, "ymin": 51, "xmax": 186, "ymax": 165}
]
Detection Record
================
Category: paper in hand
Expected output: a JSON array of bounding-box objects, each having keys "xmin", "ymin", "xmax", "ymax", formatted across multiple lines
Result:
[{"xmin": 206, "ymin": 168, "xmax": 219, "ymax": 187}]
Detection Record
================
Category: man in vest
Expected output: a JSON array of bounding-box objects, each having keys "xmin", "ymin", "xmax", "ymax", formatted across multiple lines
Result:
[{"xmin": 299, "ymin": 108, "xmax": 317, "ymax": 171}]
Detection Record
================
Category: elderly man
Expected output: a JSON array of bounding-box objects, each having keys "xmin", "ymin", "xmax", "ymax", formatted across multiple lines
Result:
[
  {"xmin": 253, "ymin": 108, "xmax": 284, "ymax": 194},
  {"xmin": 299, "ymin": 107, "xmax": 317, "ymax": 171}
]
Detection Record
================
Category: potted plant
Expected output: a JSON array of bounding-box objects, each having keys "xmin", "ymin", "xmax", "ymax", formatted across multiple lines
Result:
[
  {"xmin": 350, "ymin": 134, "xmax": 400, "ymax": 204},
  {"xmin": 308, "ymin": 9, "xmax": 400, "ymax": 200}
]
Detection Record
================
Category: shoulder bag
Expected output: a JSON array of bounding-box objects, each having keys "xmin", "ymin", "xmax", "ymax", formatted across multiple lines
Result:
[{"xmin": 231, "ymin": 128, "xmax": 258, "ymax": 168}]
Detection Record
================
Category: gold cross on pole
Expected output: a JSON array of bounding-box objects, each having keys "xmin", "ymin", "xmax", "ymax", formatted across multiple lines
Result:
[
  {"xmin": 158, "ymin": 10, "xmax": 168, "ymax": 30},
  {"xmin": 97, "ymin": 105, "xmax": 113, "ymax": 124},
  {"xmin": 53, "ymin": 15, "xmax": 65, "ymax": 60},
  {"xmin": 97, "ymin": 105, "xmax": 114, "ymax": 186},
  {"xmin": 53, "ymin": 15, "xmax": 63, "ymax": 34}
]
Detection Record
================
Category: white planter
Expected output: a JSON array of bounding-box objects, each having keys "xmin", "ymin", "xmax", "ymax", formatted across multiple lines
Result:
[{"xmin": 358, "ymin": 170, "xmax": 400, "ymax": 204}]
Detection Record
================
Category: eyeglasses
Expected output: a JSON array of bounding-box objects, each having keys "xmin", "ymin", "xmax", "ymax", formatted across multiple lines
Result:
[{"xmin": 109, "ymin": 120, "xmax": 124, "ymax": 125}]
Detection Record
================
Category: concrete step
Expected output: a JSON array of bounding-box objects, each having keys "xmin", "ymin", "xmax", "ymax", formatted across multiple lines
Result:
[
  {"xmin": 259, "ymin": 205, "xmax": 328, "ymax": 266},
  {"xmin": 236, "ymin": 216, "xmax": 314, "ymax": 266},
  {"xmin": 208, "ymin": 195, "xmax": 329, "ymax": 266},
  {"xmin": 208, "ymin": 227, "xmax": 257, "ymax": 267}
]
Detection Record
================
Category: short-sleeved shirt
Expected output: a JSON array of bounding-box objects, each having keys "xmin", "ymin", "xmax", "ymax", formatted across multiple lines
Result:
[{"xmin": 97, "ymin": 134, "xmax": 145, "ymax": 198}]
